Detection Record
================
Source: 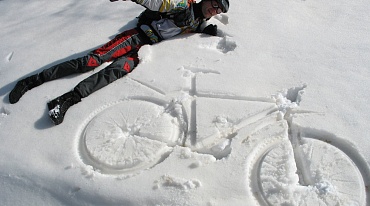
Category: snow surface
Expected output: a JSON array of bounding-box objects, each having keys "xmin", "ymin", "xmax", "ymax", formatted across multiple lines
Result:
[{"xmin": 1, "ymin": 0, "xmax": 370, "ymax": 205}]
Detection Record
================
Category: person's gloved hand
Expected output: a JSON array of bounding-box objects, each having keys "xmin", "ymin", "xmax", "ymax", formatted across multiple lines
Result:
[{"xmin": 202, "ymin": 24, "xmax": 218, "ymax": 36}]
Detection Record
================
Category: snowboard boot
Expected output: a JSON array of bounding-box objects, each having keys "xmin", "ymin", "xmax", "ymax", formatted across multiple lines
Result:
[
  {"xmin": 9, "ymin": 74, "xmax": 44, "ymax": 104},
  {"xmin": 47, "ymin": 90, "xmax": 81, "ymax": 125}
]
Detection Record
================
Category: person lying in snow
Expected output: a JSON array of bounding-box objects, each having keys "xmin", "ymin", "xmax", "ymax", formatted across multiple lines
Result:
[{"xmin": 8, "ymin": 0, "xmax": 230, "ymax": 125}]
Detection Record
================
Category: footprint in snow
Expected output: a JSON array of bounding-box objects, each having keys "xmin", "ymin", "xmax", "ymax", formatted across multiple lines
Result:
[{"xmin": 0, "ymin": 107, "xmax": 10, "ymax": 125}]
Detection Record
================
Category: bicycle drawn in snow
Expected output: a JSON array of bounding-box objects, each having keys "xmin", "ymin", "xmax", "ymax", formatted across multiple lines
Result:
[{"xmin": 77, "ymin": 66, "xmax": 369, "ymax": 205}]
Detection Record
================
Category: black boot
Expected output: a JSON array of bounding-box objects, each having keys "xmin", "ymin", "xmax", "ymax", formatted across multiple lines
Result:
[
  {"xmin": 9, "ymin": 74, "xmax": 44, "ymax": 104},
  {"xmin": 47, "ymin": 91, "xmax": 81, "ymax": 125}
]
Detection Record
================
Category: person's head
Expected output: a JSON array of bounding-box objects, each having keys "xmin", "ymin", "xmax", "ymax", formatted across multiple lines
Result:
[{"xmin": 201, "ymin": 0, "xmax": 229, "ymax": 18}]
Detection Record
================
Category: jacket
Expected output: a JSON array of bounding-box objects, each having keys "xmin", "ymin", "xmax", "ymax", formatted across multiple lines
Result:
[{"xmin": 134, "ymin": 0, "xmax": 203, "ymax": 42}]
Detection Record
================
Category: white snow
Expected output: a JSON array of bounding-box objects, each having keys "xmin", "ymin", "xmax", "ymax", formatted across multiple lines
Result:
[{"xmin": 1, "ymin": 0, "xmax": 370, "ymax": 205}]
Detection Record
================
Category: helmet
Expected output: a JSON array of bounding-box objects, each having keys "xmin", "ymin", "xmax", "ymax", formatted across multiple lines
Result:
[{"xmin": 216, "ymin": 0, "xmax": 229, "ymax": 13}]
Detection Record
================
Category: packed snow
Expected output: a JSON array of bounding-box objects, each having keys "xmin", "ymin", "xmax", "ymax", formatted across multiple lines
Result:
[{"xmin": 1, "ymin": 0, "xmax": 370, "ymax": 205}]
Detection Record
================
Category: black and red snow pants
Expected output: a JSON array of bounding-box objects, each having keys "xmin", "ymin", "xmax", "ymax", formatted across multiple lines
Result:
[{"xmin": 39, "ymin": 28, "xmax": 149, "ymax": 98}]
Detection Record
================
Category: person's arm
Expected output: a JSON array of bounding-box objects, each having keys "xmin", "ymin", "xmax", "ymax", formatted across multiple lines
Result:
[
  {"xmin": 202, "ymin": 24, "xmax": 218, "ymax": 36},
  {"xmin": 110, "ymin": 0, "xmax": 189, "ymax": 13}
]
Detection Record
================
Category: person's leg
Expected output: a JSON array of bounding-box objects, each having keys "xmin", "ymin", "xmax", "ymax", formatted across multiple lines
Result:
[
  {"xmin": 74, "ymin": 53, "xmax": 139, "ymax": 98},
  {"xmin": 48, "ymin": 53, "xmax": 140, "ymax": 125},
  {"xmin": 9, "ymin": 54, "xmax": 101, "ymax": 104},
  {"xmin": 9, "ymin": 28, "xmax": 147, "ymax": 104},
  {"xmin": 91, "ymin": 28, "xmax": 144, "ymax": 62}
]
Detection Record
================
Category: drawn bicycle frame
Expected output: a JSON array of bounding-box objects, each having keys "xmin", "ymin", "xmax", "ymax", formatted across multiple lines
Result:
[{"xmin": 78, "ymin": 67, "xmax": 369, "ymax": 205}]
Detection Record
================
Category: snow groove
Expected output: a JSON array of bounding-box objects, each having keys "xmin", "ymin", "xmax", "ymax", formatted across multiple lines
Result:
[{"xmin": 5, "ymin": 51, "xmax": 14, "ymax": 62}]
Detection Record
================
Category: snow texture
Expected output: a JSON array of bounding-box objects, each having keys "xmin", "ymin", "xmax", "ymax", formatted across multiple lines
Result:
[{"xmin": 0, "ymin": 0, "xmax": 369, "ymax": 205}]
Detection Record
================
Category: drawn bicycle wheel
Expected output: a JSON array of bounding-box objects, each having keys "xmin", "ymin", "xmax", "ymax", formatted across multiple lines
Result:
[
  {"xmin": 79, "ymin": 99, "xmax": 184, "ymax": 174},
  {"xmin": 249, "ymin": 124, "xmax": 366, "ymax": 205}
]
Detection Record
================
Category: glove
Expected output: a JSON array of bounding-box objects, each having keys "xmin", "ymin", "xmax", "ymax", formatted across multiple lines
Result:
[{"xmin": 202, "ymin": 24, "xmax": 218, "ymax": 36}]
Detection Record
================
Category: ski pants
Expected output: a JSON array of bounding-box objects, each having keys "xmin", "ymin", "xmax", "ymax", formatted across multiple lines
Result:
[{"xmin": 39, "ymin": 28, "xmax": 150, "ymax": 98}]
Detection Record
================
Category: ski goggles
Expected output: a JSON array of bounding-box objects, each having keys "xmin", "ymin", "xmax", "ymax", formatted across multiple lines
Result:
[{"xmin": 214, "ymin": 0, "xmax": 229, "ymax": 13}]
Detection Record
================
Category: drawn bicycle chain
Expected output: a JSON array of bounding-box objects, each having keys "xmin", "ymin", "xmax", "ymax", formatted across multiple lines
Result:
[{"xmin": 78, "ymin": 69, "xmax": 369, "ymax": 205}]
